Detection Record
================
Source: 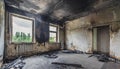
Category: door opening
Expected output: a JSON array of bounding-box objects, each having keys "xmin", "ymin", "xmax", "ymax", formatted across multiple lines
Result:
[{"xmin": 93, "ymin": 26, "xmax": 110, "ymax": 55}]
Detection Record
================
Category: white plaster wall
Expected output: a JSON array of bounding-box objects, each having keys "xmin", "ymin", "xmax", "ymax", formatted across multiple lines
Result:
[
  {"xmin": 66, "ymin": 17, "xmax": 92, "ymax": 52},
  {"xmin": 66, "ymin": 29, "xmax": 92, "ymax": 52},
  {"xmin": 109, "ymin": 6, "xmax": 120, "ymax": 59},
  {"xmin": 65, "ymin": 2, "xmax": 120, "ymax": 59},
  {"xmin": 0, "ymin": 0, "xmax": 5, "ymax": 62},
  {"xmin": 110, "ymin": 29, "xmax": 120, "ymax": 59}
]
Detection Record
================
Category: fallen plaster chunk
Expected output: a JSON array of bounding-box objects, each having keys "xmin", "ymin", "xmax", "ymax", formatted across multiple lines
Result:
[{"xmin": 52, "ymin": 62, "xmax": 84, "ymax": 68}]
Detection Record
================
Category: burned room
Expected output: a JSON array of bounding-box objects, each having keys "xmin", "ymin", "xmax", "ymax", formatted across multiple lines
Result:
[{"xmin": 0, "ymin": 0, "xmax": 120, "ymax": 69}]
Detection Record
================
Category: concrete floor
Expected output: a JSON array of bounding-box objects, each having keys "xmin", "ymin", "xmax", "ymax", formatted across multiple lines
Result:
[{"xmin": 22, "ymin": 52, "xmax": 120, "ymax": 69}]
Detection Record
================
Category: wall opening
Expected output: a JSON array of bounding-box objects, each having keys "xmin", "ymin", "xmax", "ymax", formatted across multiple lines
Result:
[
  {"xmin": 9, "ymin": 13, "xmax": 35, "ymax": 43},
  {"xmin": 93, "ymin": 25, "xmax": 110, "ymax": 55},
  {"xmin": 49, "ymin": 24, "xmax": 59, "ymax": 43}
]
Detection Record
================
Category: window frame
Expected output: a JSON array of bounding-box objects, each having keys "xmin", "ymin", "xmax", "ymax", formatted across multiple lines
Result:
[
  {"xmin": 49, "ymin": 24, "xmax": 59, "ymax": 43},
  {"xmin": 9, "ymin": 13, "xmax": 35, "ymax": 44}
]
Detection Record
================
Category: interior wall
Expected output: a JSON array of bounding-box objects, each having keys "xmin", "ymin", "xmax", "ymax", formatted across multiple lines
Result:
[
  {"xmin": 66, "ymin": 3, "xmax": 120, "ymax": 59},
  {"xmin": 5, "ymin": 5, "xmax": 64, "ymax": 59},
  {"xmin": 0, "ymin": 0, "xmax": 5, "ymax": 66},
  {"xmin": 97, "ymin": 26, "xmax": 110, "ymax": 54},
  {"xmin": 91, "ymin": 5, "xmax": 120, "ymax": 59},
  {"xmin": 59, "ymin": 26, "xmax": 65, "ymax": 49},
  {"xmin": 66, "ymin": 17, "xmax": 92, "ymax": 52}
]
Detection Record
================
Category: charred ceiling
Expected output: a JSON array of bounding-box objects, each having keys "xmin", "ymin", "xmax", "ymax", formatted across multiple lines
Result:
[{"xmin": 4, "ymin": 0, "xmax": 120, "ymax": 24}]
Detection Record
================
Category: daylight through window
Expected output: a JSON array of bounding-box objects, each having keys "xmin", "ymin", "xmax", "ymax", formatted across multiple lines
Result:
[
  {"xmin": 11, "ymin": 14, "xmax": 34, "ymax": 43},
  {"xmin": 49, "ymin": 25, "xmax": 58, "ymax": 43}
]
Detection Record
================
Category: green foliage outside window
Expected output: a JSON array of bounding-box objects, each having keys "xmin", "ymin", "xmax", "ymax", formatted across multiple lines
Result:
[
  {"xmin": 12, "ymin": 32, "xmax": 32, "ymax": 43},
  {"xmin": 49, "ymin": 37, "xmax": 56, "ymax": 42}
]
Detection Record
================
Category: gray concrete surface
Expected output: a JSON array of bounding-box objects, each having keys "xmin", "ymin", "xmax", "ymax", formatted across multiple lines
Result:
[{"xmin": 22, "ymin": 53, "xmax": 120, "ymax": 69}]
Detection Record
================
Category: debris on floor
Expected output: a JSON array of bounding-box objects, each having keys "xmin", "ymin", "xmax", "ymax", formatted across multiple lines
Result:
[
  {"xmin": 97, "ymin": 54, "xmax": 109, "ymax": 62},
  {"xmin": 44, "ymin": 54, "xmax": 58, "ymax": 58},
  {"xmin": 88, "ymin": 54, "xmax": 110, "ymax": 62},
  {"xmin": 17, "ymin": 52, "xmax": 120, "ymax": 69},
  {"xmin": 44, "ymin": 52, "xmax": 58, "ymax": 59},
  {"xmin": 2, "ymin": 56, "xmax": 25, "ymax": 69},
  {"xmin": 88, "ymin": 54, "xmax": 120, "ymax": 63},
  {"xmin": 2, "ymin": 52, "xmax": 120, "ymax": 69},
  {"xmin": 52, "ymin": 62, "xmax": 84, "ymax": 68},
  {"xmin": 61, "ymin": 50, "xmax": 84, "ymax": 54}
]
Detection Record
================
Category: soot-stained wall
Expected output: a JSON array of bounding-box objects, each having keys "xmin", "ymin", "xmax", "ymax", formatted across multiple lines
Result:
[
  {"xmin": 5, "ymin": 5, "xmax": 61, "ymax": 59},
  {"xmin": 66, "ymin": 2, "xmax": 120, "ymax": 59},
  {"xmin": 5, "ymin": 5, "xmax": 49, "ymax": 43}
]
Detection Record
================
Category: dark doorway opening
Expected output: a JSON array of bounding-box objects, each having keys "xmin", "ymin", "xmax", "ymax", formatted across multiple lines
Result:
[{"xmin": 93, "ymin": 26, "xmax": 110, "ymax": 55}]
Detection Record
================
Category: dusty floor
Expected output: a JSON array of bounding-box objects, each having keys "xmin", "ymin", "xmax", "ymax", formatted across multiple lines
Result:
[{"xmin": 22, "ymin": 52, "xmax": 120, "ymax": 69}]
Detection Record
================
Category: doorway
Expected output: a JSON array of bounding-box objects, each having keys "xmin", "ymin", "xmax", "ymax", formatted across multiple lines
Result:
[{"xmin": 93, "ymin": 26, "xmax": 110, "ymax": 54}]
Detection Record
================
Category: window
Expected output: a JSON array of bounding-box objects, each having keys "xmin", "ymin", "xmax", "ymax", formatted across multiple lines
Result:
[
  {"xmin": 49, "ymin": 25, "xmax": 58, "ymax": 43},
  {"xmin": 10, "ymin": 14, "xmax": 35, "ymax": 43}
]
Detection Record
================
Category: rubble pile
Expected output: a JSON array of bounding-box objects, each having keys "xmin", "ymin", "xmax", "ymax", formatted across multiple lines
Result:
[{"xmin": 2, "ymin": 56, "xmax": 25, "ymax": 69}]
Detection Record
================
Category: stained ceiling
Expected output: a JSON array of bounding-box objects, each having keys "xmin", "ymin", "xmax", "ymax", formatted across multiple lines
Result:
[{"xmin": 5, "ymin": 0, "xmax": 119, "ymax": 23}]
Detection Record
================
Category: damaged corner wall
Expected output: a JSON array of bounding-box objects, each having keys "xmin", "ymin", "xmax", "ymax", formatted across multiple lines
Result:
[
  {"xmin": 66, "ymin": 2, "xmax": 120, "ymax": 59},
  {"xmin": 0, "ymin": 0, "xmax": 5, "ymax": 66},
  {"xmin": 4, "ymin": 5, "xmax": 64, "ymax": 59}
]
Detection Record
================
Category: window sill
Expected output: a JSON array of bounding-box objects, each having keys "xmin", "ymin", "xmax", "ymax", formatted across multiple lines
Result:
[
  {"xmin": 48, "ymin": 42, "xmax": 60, "ymax": 44},
  {"xmin": 10, "ymin": 42, "xmax": 36, "ymax": 45}
]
